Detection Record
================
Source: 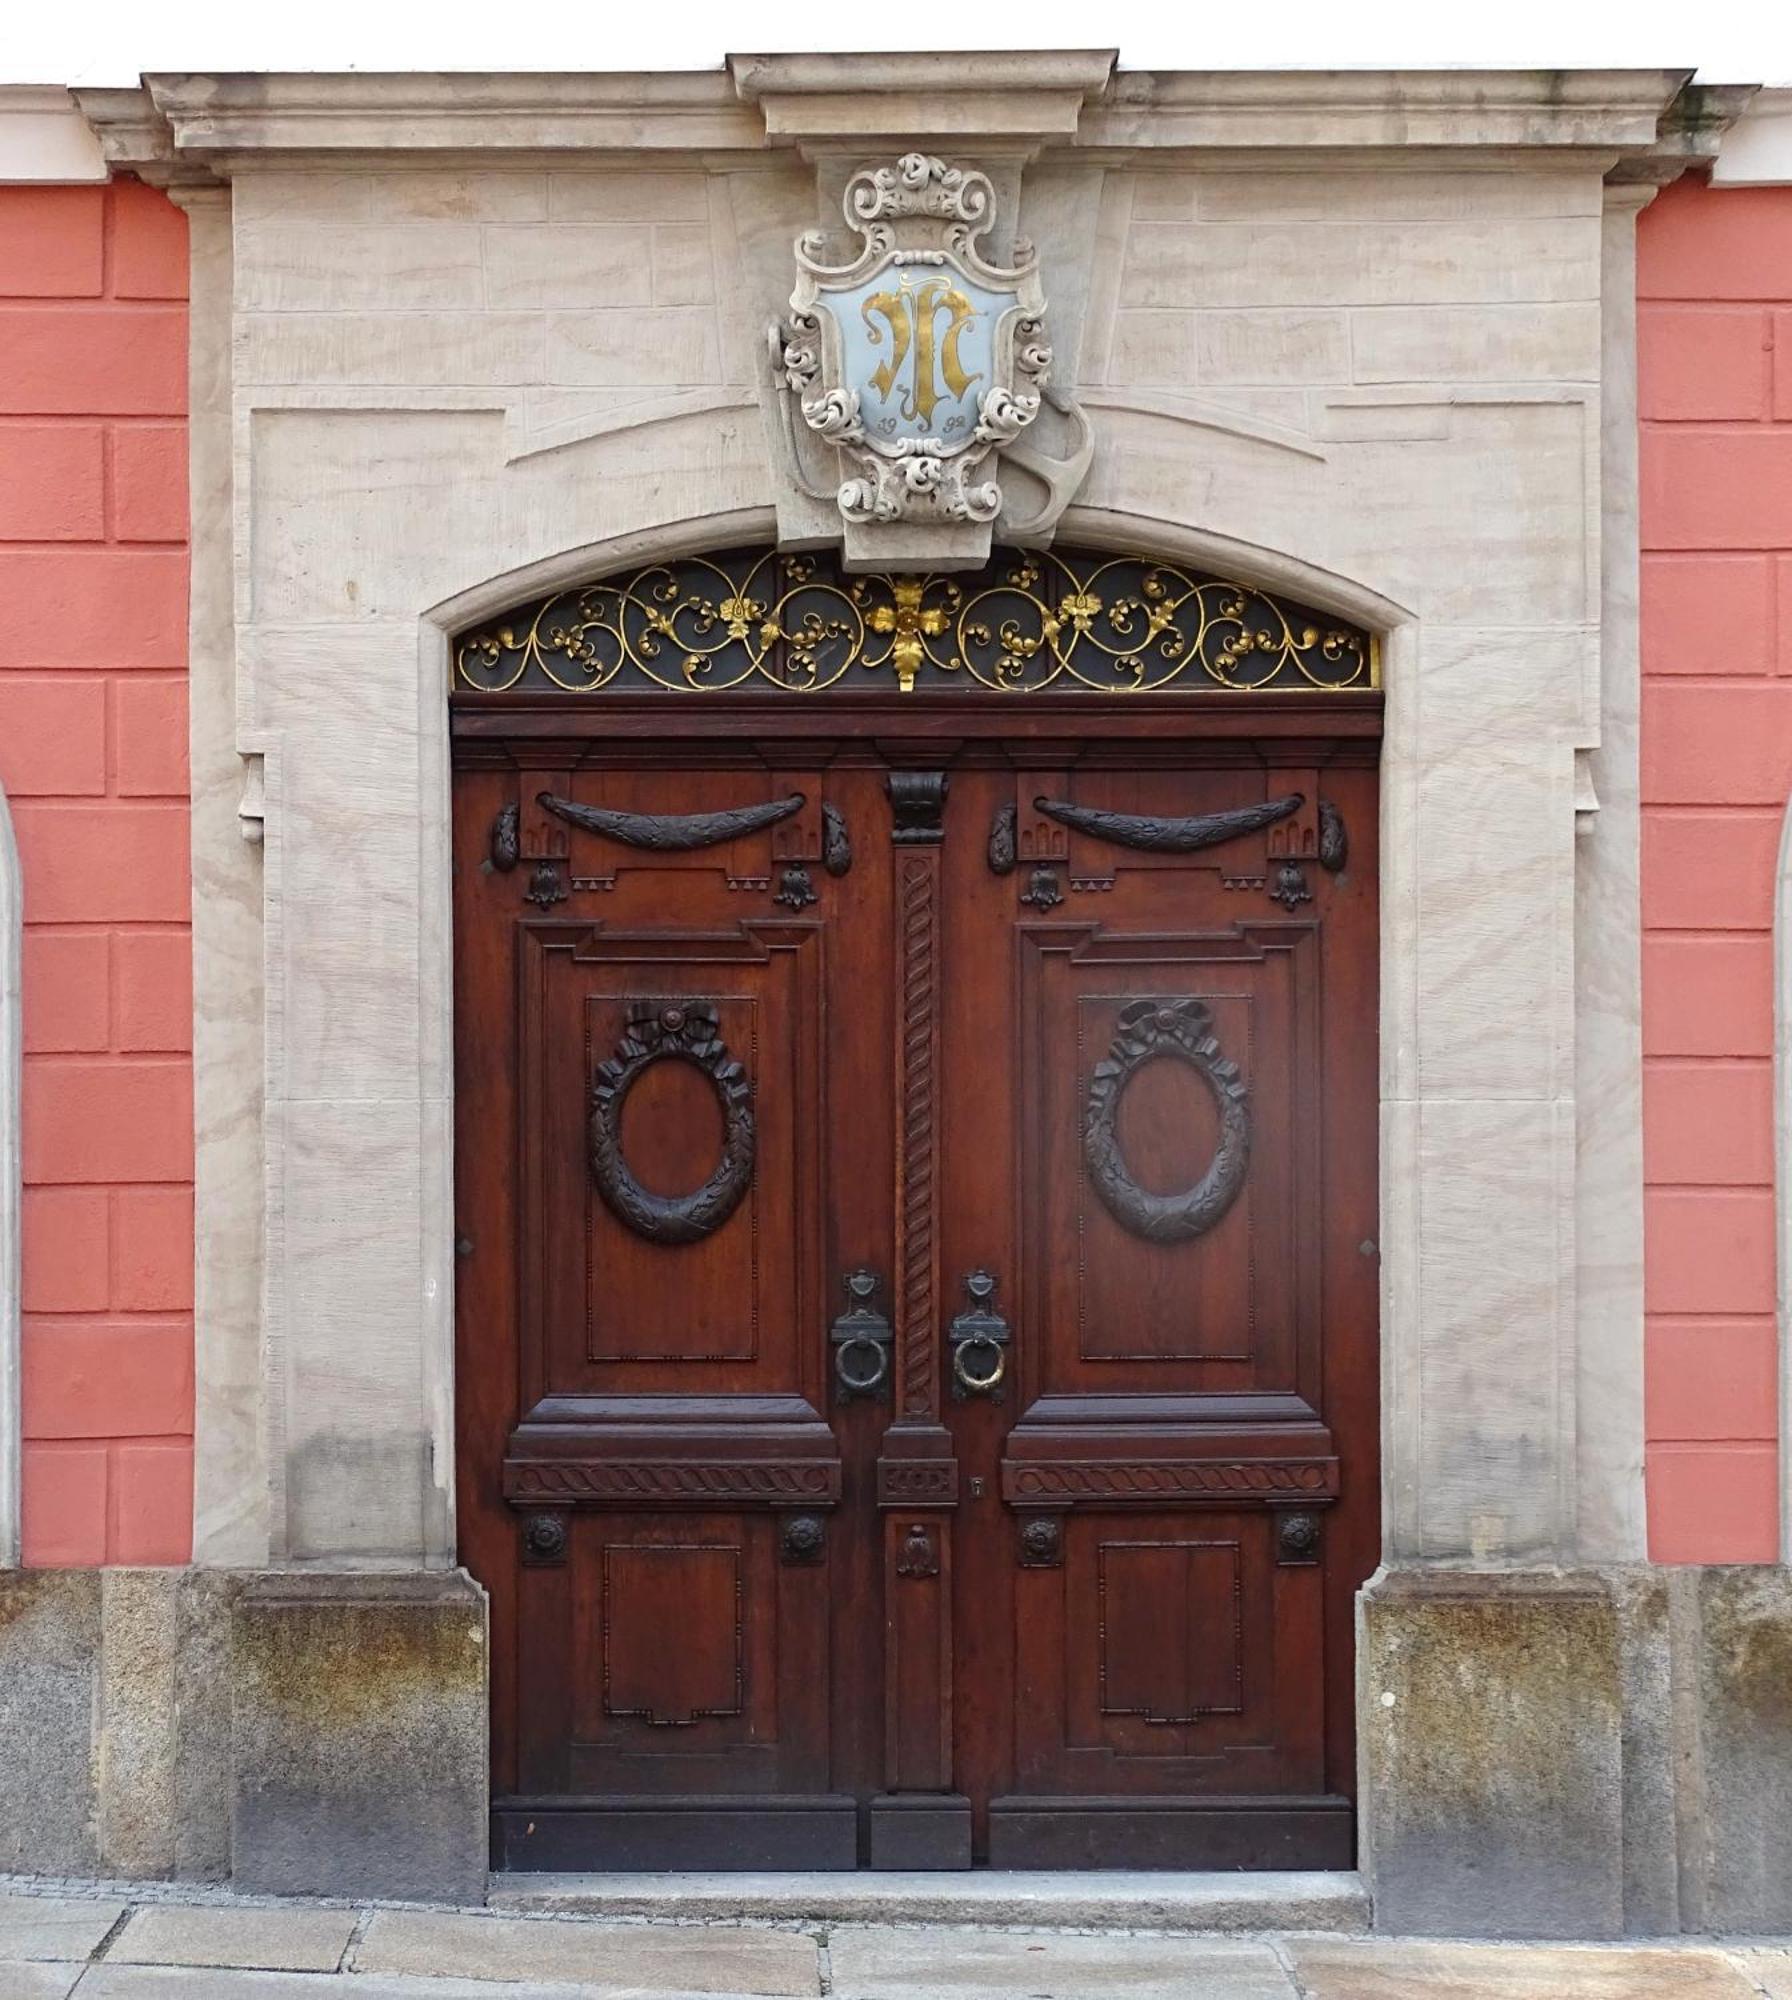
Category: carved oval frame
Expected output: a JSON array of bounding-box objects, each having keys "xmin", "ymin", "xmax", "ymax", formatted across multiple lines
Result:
[
  {"xmin": 589, "ymin": 1000, "xmax": 756, "ymax": 1247},
  {"xmin": 1083, "ymin": 997, "xmax": 1250, "ymax": 1246}
]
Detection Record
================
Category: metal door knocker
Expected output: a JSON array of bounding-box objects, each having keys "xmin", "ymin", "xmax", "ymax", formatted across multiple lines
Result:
[
  {"xmin": 948, "ymin": 1269, "xmax": 1010, "ymax": 1401},
  {"xmin": 830, "ymin": 1268, "xmax": 894, "ymax": 1404}
]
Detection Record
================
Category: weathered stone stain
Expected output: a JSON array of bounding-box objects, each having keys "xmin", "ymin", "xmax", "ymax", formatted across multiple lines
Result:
[
  {"xmin": 230, "ymin": 1572, "xmax": 488, "ymax": 1902},
  {"xmin": 1362, "ymin": 1571, "xmax": 1624, "ymax": 1938},
  {"xmin": 236, "ymin": 1603, "xmax": 484, "ymax": 1728}
]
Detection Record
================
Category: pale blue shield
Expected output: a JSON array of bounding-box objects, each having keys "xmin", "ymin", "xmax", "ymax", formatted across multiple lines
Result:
[{"xmin": 825, "ymin": 266, "xmax": 1012, "ymax": 450}]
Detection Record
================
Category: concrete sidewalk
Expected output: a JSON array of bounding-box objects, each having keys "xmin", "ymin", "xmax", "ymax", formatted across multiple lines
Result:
[{"xmin": 5, "ymin": 1890, "xmax": 1792, "ymax": 1998}]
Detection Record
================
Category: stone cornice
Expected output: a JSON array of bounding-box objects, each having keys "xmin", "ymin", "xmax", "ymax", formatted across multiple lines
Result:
[
  {"xmin": 1083, "ymin": 67, "xmax": 1698, "ymax": 152},
  {"xmin": 0, "ymin": 84, "xmax": 107, "ymax": 182},
  {"xmin": 1609, "ymin": 81, "xmax": 1759, "ymax": 186},
  {"xmin": 69, "ymin": 62, "xmax": 1740, "ymax": 178},
  {"xmin": 73, "ymin": 85, "xmax": 220, "ymax": 189},
  {"xmin": 132, "ymin": 70, "xmax": 762, "ymax": 167}
]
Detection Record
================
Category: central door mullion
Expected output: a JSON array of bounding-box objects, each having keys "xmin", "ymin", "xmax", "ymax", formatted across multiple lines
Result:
[{"xmin": 870, "ymin": 768, "xmax": 972, "ymax": 1868}]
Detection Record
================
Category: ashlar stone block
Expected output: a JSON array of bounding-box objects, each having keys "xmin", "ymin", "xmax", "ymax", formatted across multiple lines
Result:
[
  {"xmin": 229, "ymin": 1570, "xmax": 488, "ymax": 1903},
  {"xmin": 1360, "ymin": 1568, "xmax": 1624, "ymax": 1938}
]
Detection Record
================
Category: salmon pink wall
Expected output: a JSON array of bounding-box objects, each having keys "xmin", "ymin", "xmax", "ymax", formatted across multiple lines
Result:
[
  {"xmin": 1639, "ymin": 173, "xmax": 1792, "ymax": 1561},
  {"xmin": 0, "ymin": 179, "xmax": 193, "ymax": 1565}
]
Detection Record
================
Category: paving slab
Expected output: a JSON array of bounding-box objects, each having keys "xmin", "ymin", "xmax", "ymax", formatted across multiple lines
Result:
[
  {"xmin": 354, "ymin": 1909, "xmax": 821, "ymax": 1994},
  {"xmin": 1290, "ymin": 1940, "xmax": 1759, "ymax": 1999},
  {"xmin": 491, "ymin": 1869, "xmax": 1368, "ymax": 1932},
  {"xmin": 0, "ymin": 1967, "xmax": 84, "ymax": 2000},
  {"xmin": 1732, "ymin": 1951, "xmax": 1792, "ymax": 1998},
  {"xmin": 826, "ymin": 1925, "xmax": 1295, "ymax": 1999},
  {"xmin": 109, "ymin": 1902, "xmax": 359, "ymax": 1972},
  {"xmin": 0, "ymin": 1891, "xmax": 126, "ymax": 1961},
  {"xmin": 76, "ymin": 1969, "xmax": 742, "ymax": 2000}
]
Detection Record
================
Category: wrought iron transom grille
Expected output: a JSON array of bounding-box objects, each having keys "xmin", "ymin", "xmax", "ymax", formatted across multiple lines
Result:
[{"xmin": 453, "ymin": 545, "xmax": 1376, "ymax": 697}]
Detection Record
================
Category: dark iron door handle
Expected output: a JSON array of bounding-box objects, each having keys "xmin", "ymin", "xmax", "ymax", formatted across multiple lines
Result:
[
  {"xmin": 948, "ymin": 1269, "xmax": 1010, "ymax": 1402},
  {"xmin": 830, "ymin": 1269, "xmax": 893, "ymax": 1404}
]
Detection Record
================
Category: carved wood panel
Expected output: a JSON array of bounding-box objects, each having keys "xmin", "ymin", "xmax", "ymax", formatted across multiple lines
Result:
[{"xmin": 941, "ymin": 759, "xmax": 1377, "ymax": 1866}]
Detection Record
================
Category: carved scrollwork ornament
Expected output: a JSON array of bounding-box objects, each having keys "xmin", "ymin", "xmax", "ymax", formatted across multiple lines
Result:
[
  {"xmin": 590, "ymin": 1001, "xmax": 755, "ymax": 1246},
  {"xmin": 822, "ymin": 803, "xmax": 853, "ymax": 877},
  {"xmin": 1084, "ymin": 999, "xmax": 1251, "ymax": 1245},
  {"xmin": 489, "ymin": 802, "xmax": 520, "ymax": 873}
]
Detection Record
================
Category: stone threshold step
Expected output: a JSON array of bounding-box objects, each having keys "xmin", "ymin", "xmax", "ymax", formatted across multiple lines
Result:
[{"xmin": 489, "ymin": 1868, "xmax": 1368, "ymax": 1933}]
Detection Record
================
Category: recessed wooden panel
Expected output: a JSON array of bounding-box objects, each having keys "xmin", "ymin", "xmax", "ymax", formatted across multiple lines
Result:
[
  {"xmin": 584, "ymin": 992, "xmax": 764, "ymax": 1365},
  {"xmin": 1018, "ymin": 928, "xmax": 1313, "ymax": 1400},
  {"xmin": 563, "ymin": 1509, "xmax": 829, "ymax": 1796},
  {"xmin": 602, "ymin": 1542, "xmax": 743, "ymax": 1726},
  {"xmin": 517, "ymin": 922, "xmax": 825, "ymax": 1403},
  {"xmin": 1075, "ymin": 990, "xmax": 1258, "ymax": 1365},
  {"xmin": 1097, "ymin": 1539, "xmax": 1243, "ymax": 1723}
]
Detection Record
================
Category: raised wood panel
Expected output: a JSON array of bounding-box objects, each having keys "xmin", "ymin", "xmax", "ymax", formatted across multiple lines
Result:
[
  {"xmin": 565, "ymin": 1510, "xmax": 831, "ymax": 1795},
  {"xmin": 1017, "ymin": 1509, "xmax": 1321, "ymax": 1791},
  {"xmin": 519, "ymin": 923, "xmax": 824, "ymax": 1403},
  {"xmin": 600, "ymin": 1541, "xmax": 744, "ymax": 1727},
  {"xmin": 1018, "ymin": 925, "xmax": 1317, "ymax": 1403},
  {"xmin": 1096, "ymin": 1538, "xmax": 1243, "ymax": 1725}
]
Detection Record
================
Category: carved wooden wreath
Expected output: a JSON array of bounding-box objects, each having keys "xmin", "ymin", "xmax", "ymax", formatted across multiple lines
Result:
[
  {"xmin": 590, "ymin": 1001, "xmax": 755, "ymax": 1245},
  {"xmin": 1083, "ymin": 998, "xmax": 1250, "ymax": 1245}
]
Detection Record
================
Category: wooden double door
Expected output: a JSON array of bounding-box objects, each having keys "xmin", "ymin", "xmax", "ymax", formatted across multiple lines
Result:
[{"xmin": 455, "ymin": 718, "xmax": 1378, "ymax": 1871}]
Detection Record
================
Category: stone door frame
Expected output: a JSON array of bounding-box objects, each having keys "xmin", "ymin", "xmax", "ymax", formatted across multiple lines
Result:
[{"xmin": 70, "ymin": 52, "xmax": 1708, "ymax": 1685}]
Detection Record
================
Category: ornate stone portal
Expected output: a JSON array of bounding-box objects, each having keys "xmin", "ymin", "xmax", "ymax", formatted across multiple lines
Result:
[{"xmin": 42, "ymin": 51, "xmax": 1770, "ymax": 1935}]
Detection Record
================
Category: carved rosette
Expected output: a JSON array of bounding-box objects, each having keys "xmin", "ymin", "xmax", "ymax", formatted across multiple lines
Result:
[{"xmin": 778, "ymin": 153, "xmax": 1052, "ymax": 531}]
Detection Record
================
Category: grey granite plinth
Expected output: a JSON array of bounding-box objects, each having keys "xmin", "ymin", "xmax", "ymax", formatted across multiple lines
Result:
[
  {"xmin": 0, "ymin": 1573, "xmax": 104, "ymax": 1878},
  {"xmin": 1360, "ymin": 1568, "xmax": 1625, "ymax": 1939},
  {"xmin": 229, "ymin": 1570, "xmax": 487, "ymax": 1903},
  {"xmin": 1686, "ymin": 1568, "xmax": 1792, "ymax": 1934}
]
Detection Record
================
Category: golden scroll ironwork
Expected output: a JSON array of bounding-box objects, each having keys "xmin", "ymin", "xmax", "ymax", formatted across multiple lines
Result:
[{"xmin": 454, "ymin": 546, "xmax": 1376, "ymax": 697}]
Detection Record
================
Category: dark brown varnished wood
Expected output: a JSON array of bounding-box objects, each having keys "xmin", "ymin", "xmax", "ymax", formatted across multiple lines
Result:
[{"xmin": 454, "ymin": 703, "xmax": 1379, "ymax": 1872}]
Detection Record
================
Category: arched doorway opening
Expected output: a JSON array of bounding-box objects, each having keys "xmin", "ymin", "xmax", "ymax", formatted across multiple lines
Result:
[{"xmin": 449, "ymin": 544, "xmax": 1381, "ymax": 1871}]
